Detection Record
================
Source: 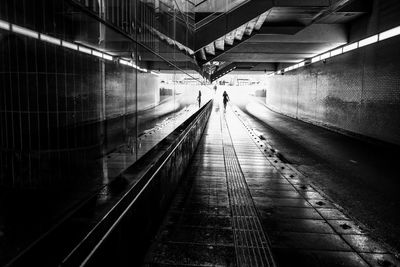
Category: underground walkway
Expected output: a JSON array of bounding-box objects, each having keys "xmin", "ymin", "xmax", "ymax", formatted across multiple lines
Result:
[{"xmin": 143, "ymin": 103, "xmax": 399, "ymax": 267}]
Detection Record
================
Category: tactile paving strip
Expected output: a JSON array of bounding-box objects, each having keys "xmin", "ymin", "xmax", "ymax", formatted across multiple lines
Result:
[
  {"xmin": 229, "ymin": 106, "xmax": 400, "ymax": 267},
  {"xmin": 221, "ymin": 113, "xmax": 276, "ymax": 267}
]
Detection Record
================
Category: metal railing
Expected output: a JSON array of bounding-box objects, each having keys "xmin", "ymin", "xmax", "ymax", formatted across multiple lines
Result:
[{"xmin": 60, "ymin": 100, "xmax": 213, "ymax": 267}]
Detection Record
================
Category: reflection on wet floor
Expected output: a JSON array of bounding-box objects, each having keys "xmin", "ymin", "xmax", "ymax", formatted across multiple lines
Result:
[{"xmin": 144, "ymin": 104, "xmax": 400, "ymax": 267}]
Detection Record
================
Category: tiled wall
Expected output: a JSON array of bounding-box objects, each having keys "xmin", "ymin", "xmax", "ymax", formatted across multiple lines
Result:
[
  {"xmin": 0, "ymin": 0, "xmax": 205, "ymax": 188},
  {"xmin": 0, "ymin": 32, "xmax": 148, "ymax": 186},
  {"xmin": 265, "ymin": 36, "xmax": 400, "ymax": 145}
]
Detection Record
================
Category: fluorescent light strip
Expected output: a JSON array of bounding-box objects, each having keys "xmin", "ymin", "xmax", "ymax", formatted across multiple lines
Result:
[
  {"xmin": 1, "ymin": 19, "xmax": 118, "ymax": 64},
  {"xmin": 119, "ymin": 59, "xmax": 132, "ymax": 66},
  {"xmin": 311, "ymin": 56, "xmax": 321, "ymax": 63},
  {"xmin": 320, "ymin": 52, "xmax": 331, "ymax": 60},
  {"xmin": 11, "ymin": 24, "xmax": 39, "ymax": 38},
  {"xmin": 61, "ymin": 40, "xmax": 78, "ymax": 50},
  {"xmin": 4, "ymin": 18, "xmax": 400, "ymax": 74},
  {"xmin": 379, "ymin": 26, "xmax": 400, "ymax": 41},
  {"xmin": 298, "ymin": 62, "xmax": 305, "ymax": 67},
  {"xmin": 40, "ymin": 33, "xmax": 61, "ymax": 45},
  {"xmin": 300, "ymin": 25, "xmax": 400, "ymax": 70},
  {"xmin": 92, "ymin": 50, "xmax": 103, "ymax": 58},
  {"xmin": 359, "ymin": 34, "xmax": 378, "ymax": 47},
  {"xmin": 330, "ymin": 47, "xmax": 343, "ymax": 57},
  {"xmin": 343, "ymin": 42, "xmax": 358, "ymax": 53},
  {"xmin": 78, "ymin": 46, "xmax": 92, "ymax": 54},
  {"xmin": 102, "ymin": 54, "xmax": 113, "ymax": 61},
  {"xmin": 0, "ymin": 19, "xmax": 10, "ymax": 30}
]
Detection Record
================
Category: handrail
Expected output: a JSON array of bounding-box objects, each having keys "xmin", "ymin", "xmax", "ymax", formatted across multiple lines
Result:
[{"xmin": 61, "ymin": 100, "xmax": 213, "ymax": 266}]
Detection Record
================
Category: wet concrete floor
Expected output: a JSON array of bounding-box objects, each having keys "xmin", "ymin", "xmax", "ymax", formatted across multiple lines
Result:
[
  {"xmin": 143, "ymin": 104, "xmax": 400, "ymax": 266},
  {"xmin": 231, "ymin": 96, "xmax": 400, "ymax": 253}
]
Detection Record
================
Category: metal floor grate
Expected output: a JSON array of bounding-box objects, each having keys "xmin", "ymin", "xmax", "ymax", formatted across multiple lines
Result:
[{"xmin": 221, "ymin": 113, "xmax": 276, "ymax": 267}]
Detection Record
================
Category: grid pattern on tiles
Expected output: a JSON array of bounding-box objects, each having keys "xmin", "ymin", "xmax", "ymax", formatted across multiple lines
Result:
[
  {"xmin": 143, "ymin": 109, "xmax": 236, "ymax": 266},
  {"xmin": 0, "ymin": 34, "xmax": 205, "ymax": 188},
  {"xmin": 265, "ymin": 36, "xmax": 400, "ymax": 146},
  {"xmin": 0, "ymin": 0, "xmax": 209, "ymax": 188},
  {"xmin": 221, "ymin": 114, "xmax": 276, "ymax": 267}
]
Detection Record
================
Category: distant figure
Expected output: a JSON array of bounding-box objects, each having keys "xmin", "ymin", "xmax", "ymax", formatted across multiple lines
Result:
[
  {"xmin": 223, "ymin": 91, "xmax": 229, "ymax": 112},
  {"xmin": 197, "ymin": 90, "xmax": 202, "ymax": 108},
  {"xmin": 213, "ymin": 85, "xmax": 217, "ymax": 94}
]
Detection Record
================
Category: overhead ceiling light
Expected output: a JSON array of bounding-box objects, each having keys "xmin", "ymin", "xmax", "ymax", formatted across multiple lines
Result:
[
  {"xmin": 298, "ymin": 62, "xmax": 305, "ymax": 67},
  {"xmin": 330, "ymin": 47, "xmax": 343, "ymax": 57},
  {"xmin": 61, "ymin": 40, "xmax": 78, "ymax": 50},
  {"xmin": 343, "ymin": 42, "xmax": 358, "ymax": 52},
  {"xmin": 78, "ymin": 45, "xmax": 92, "ymax": 54},
  {"xmin": 320, "ymin": 52, "xmax": 331, "ymax": 60},
  {"xmin": 11, "ymin": 24, "xmax": 38, "ymax": 38},
  {"xmin": 379, "ymin": 26, "xmax": 400, "ymax": 41},
  {"xmin": 302, "ymin": 25, "xmax": 400, "ymax": 68},
  {"xmin": 358, "ymin": 34, "xmax": 378, "ymax": 47},
  {"xmin": 102, "ymin": 54, "xmax": 113, "ymax": 61},
  {"xmin": 40, "ymin": 33, "xmax": 61, "ymax": 45},
  {"xmin": 119, "ymin": 59, "xmax": 131, "ymax": 66},
  {"xmin": 311, "ymin": 56, "xmax": 321, "ymax": 63},
  {"xmin": 92, "ymin": 50, "xmax": 103, "ymax": 58},
  {"xmin": 0, "ymin": 19, "xmax": 10, "ymax": 30}
]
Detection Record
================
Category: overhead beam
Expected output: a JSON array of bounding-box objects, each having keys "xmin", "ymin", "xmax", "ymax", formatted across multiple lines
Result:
[
  {"xmin": 250, "ymin": 23, "xmax": 348, "ymax": 43},
  {"xmin": 257, "ymin": 25, "xmax": 304, "ymax": 35},
  {"xmin": 216, "ymin": 52, "xmax": 317, "ymax": 62},
  {"xmin": 211, "ymin": 62, "xmax": 276, "ymax": 81}
]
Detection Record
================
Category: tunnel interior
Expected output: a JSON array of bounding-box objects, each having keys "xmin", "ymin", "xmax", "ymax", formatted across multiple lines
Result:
[{"xmin": 1, "ymin": 0, "xmax": 400, "ymax": 266}]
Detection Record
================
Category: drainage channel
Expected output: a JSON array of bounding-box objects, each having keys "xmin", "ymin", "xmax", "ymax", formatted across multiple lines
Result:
[{"xmin": 221, "ymin": 112, "xmax": 276, "ymax": 267}]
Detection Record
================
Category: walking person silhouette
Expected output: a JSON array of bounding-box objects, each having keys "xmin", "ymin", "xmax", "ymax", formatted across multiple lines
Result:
[
  {"xmin": 197, "ymin": 90, "xmax": 202, "ymax": 108},
  {"xmin": 223, "ymin": 91, "xmax": 229, "ymax": 112}
]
